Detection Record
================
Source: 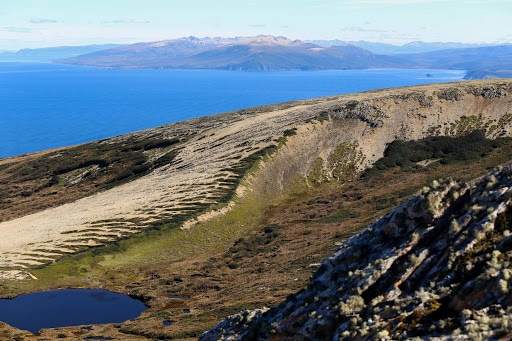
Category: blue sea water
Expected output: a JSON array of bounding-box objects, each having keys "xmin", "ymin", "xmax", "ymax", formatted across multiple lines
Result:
[{"xmin": 0, "ymin": 63, "xmax": 465, "ymax": 158}]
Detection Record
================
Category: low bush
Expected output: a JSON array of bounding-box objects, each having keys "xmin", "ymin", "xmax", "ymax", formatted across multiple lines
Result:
[{"xmin": 365, "ymin": 131, "xmax": 512, "ymax": 176}]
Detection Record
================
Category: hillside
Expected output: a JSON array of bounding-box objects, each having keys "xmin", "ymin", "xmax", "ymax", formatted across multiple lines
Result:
[
  {"xmin": 60, "ymin": 35, "xmax": 404, "ymax": 71},
  {"xmin": 203, "ymin": 165, "xmax": 512, "ymax": 340},
  {"xmin": 0, "ymin": 80, "xmax": 512, "ymax": 339}
]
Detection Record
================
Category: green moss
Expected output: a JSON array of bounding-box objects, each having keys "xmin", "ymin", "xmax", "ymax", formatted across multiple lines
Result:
[
  {"xmin": 443, "ymin": 113, "xmax": 512, "ymax": 138},
  {"xmin": 307, "ymin": 142, "xmax": 366, "ymax": 186},
  {"xmin": 307, "ymin": 157, "xmax": 328, "ymax": 186},
  {"xmin": 444, "ymin": 114, "xmax": 488, "ymax": 137},
  {"xmin": 328, "ymin": 142, "xmax": 366, "ymax": 183}
]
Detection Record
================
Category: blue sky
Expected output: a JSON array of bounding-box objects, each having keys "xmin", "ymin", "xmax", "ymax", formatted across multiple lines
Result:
[{"xmin": 0, "ymin": 0, "xmax": 511, "ymax": 50}]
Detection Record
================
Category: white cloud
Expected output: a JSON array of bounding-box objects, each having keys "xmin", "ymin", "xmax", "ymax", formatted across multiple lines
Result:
[
  {"xmin": 30, "ymin": 18, "xmax": 58, "ymax": 24},
  {"xmin": 102, "ymin": 19, "xmax": 150, "ymax": 24}
]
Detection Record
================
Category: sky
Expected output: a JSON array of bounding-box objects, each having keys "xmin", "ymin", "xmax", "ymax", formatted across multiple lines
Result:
[{"xmin": 0, "ymin": 0, "xmax": 511, "ymax": 50}]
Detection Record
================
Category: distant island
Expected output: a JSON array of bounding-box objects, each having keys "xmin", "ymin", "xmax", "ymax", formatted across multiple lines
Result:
[{"xmin": 1, "ymin": 35, "xmax": 511, "ymax": 79}]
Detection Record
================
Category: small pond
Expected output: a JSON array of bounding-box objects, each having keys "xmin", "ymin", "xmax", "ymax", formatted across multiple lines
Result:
[{"xmin": 0, "ymin": 288, "xmax": 147, "ymax": 333}]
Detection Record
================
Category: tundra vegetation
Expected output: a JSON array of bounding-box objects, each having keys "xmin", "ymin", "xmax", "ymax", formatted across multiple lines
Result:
[
  {"xmin": 1, "ymin": 80, "xmax": 512, "ymax": 339},
  {"xmin": 204, "ymin": 162, "xmax": 512, "ymax": 341},
  {"xmin": 3, "ymin": 131, "xmax": 512, "ymax": 339}
]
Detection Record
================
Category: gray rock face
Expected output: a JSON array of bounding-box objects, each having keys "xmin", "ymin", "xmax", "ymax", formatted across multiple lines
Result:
[
  {"xmin": 471, "ymin": 86, "xmax": 509, "ymax": 99},
  {"xmin": 202, "ymin": 166, "xmax": 512, "ymax": 340},
  {"xmin": 436, "ymin": 87, "xmax": 464, "ymax": 101},
  {"xmin": 329, "ymin": 100, "xmax": 388, "ymax": 128}
]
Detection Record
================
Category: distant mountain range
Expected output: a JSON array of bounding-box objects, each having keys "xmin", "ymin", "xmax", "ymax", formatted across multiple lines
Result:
[
  {"xmin": 400, "ymin": 45, "xmax": 512, "ymax": 79},
  {"xmin": 0, "ymin": 44, "xmax": 122, "ymax": 63},
  {"xmin": 308, "ymin": 40, "xmax": 494, "ymax": 55},
  {"xmin": 1, "ymin": 36, "xmax": 511, "ymax": 79},
  {"xmin": 59, "ymin": 36, "xmax": 407, "ymax": 71}
]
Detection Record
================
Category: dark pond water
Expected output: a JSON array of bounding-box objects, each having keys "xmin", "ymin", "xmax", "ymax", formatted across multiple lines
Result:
[{"xmin": 0, "ymin": 288, "xmax": 147, "ymax": 333}]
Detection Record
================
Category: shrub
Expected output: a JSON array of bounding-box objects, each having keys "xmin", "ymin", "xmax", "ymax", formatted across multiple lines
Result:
[{"xmin": 365, "ymin": 131, "xmax": 512, "ymax": 177}]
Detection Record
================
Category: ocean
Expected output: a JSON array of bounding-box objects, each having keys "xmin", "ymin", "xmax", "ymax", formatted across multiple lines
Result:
[{"xmin": 0, "ymin": 63, "xmax": 465, "ymax": 157}]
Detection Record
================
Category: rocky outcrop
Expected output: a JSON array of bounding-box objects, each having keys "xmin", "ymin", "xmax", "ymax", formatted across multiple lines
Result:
[{"xmin": 202, "ymin": 165, "xmax": 512, "ymax": 340}]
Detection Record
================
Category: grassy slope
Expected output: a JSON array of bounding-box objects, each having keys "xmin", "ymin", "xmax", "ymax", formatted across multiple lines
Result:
[
  {"xmin": 0, "ymin": 150, "xmax": 278, "ymax": 294},
  {"xmin": 2, "ymin": 133, "xmax": 512, "ymax": 339}
]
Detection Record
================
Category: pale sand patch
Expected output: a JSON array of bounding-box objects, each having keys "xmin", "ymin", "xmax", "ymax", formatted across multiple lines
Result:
[
  {"xmin": 0, "ymin": 102, "xmax": 322, "ymax": 278},
  {"xmin": 1, "ymin": 80, "xmax": 511, "ymax": 279}
]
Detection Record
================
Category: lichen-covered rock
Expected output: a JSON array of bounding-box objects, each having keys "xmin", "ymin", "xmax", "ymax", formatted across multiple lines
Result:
[
  {"xmin": 470, "ymin": 86, "xmax": 508, "ymax": 99},
  {"xmin": 436, "ymin": 88, "xmax": 464, "ymax": 101},
  {"xmin": 326, "ymin": 100, "xmax": 388, "ymax": 128},
  {"xmin": 203, "ymin": 309, "xmax": 269, "ymax": 341},
  {"xmin": 202, "ymin": 166, "xmax": 512, "ymax": 340}
]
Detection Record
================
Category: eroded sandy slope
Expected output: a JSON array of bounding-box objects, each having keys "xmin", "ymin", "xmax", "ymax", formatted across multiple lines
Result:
[{"xmin": 1, "ymin": 80, "xmax": 511, "ymax": 280}]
